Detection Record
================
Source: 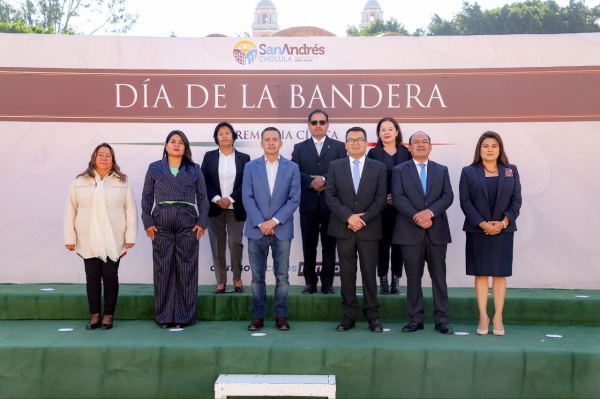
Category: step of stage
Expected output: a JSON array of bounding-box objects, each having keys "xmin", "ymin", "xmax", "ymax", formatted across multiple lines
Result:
[
  {"xmin": 0, "ymin": 320, "xmax": 598, "ymax": 398},
  {"xmin": 1, "ymin": 284, "xmax": 598, "ymax": 326}
]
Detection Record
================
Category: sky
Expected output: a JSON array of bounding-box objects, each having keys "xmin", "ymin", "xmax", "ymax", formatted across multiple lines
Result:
[{"xmin": 119, "ymin": 0, "xmax": 600, "ymax": 38}]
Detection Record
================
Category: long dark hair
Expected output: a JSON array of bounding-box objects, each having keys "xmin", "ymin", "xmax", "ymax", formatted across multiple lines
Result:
[
  {"xmin": 163, "ymin": 129, "xmax": 194, "ymax": 168},
  {"xmin": 375, "ymin": 117, "xmax": 403, "ymax": 147},
  {"xmin": 471, "ymin": 131, "xmax": 510, "ymax": 166},
  {"xmin": 77, "ymin": 143, "xmax": 126, "ymax": 183}
]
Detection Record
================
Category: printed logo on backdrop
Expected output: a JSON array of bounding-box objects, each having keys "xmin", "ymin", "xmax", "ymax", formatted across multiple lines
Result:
[
  {"xmin": 233, "ymin": 40, "xmax": 325, "ymax": 66},
  {"xmin": 298, "ymin": 262, "xmax": 341, "ymax": 277}
]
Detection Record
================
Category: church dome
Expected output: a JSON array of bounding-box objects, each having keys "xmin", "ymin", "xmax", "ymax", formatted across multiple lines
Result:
[
  {"xmin": 364, "ymin": 0, "xmax": 381, "ymax": 9},
  {"xmin": 256, "ymin": 0, "xmax": 276, "ymax": 8}
]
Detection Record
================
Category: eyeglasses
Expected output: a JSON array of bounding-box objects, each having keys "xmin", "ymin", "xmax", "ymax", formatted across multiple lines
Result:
[
  {"xmin": 346, "ymin": 138, "xmax": 366, "ymax": 145},
  {"xmin": 310, "ymin": 120, "xmax": 327, "ymax": 126}
]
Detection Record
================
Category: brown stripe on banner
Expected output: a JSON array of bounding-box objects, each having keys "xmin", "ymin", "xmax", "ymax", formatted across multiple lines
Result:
[{"xmin": 1, "ymin": 66, "xmax": 600, "ymax": 123}]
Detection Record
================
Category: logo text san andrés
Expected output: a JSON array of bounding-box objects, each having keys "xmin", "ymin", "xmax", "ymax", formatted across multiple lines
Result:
[{"xmin": 234, "ymin": 40, "xmax": 325, "ymax": 65}]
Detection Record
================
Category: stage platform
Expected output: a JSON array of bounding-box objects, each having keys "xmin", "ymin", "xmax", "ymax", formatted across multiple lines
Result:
[{"xmin": 0, "ymin": 285, "xmax": 599, "ymax": 398}]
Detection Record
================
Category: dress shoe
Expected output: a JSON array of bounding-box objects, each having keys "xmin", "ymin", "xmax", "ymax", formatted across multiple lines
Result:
[
  {"xmin": 159, "ymin": 323, "xmax": 170, "ymax": 329},
  {"xmin": 402, "ymin": 321, "xmax": 424, "ymax": 332},
  {"xmin": 302, "ymin": 284, "xmax": 317, "ymax": 294},
  {"xmin": 233, "ymin": 280, "xmax": 244, "ymax": 293},
  {"xmin": 214, "ymin": 284, "xmax": 226, "ymax": 294},
  {"xmin": 493, "ymin": 318, "xmax": 505, "ymax": 336},
  {"xmin": 368, "ymin": 318, "xmax": 383, "ymax": 333},
  {"xmin": 86, "ymin": 314, "xmax": 101, "ymax": 330},
  {"xmin": 379, "ymin": 277, "xmax": 389, "ymax": 295},
  {"xmin": 275, "ymin": 317, "xmax": 290, "ymax": 331},
  {"xmin": 336, "ymin": 318, "xmax": 356, "ymax": 332},
  {"xmin": 477, "ymin": 316, "xmax": 490, "ymax": 335},
  {"xmin": 248, "ymin": 318, "xmax": 264, "ymax": 331},
  {"xmin": 435, "ymin": 322, "xmax": 454, "ymax": 334},
  {"xmin": 390, "ymin": 275, "xmax": 401, "ymax": 295},
  {"xmin": 321, "ymin": 286, "xmax": 335, "ymax": 294},
  {"xmin": 101, "ymin": 315, "xmax": 113, "ymax": 330}
]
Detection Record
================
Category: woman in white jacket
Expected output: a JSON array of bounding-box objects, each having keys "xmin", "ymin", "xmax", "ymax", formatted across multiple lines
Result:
[{"xmin": 64, "ymin": 143, "xmax": 138, "ymax": 330}]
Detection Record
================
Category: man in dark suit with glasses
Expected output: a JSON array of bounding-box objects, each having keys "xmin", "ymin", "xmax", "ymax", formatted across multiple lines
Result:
[{"xmin": 291, "ymin": 109, "xmax": 346, "ymax": 294}]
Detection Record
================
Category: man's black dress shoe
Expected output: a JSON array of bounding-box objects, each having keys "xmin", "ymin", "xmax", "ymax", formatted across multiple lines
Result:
[
  {"xmin": 86, "ymin": 321, "xmax": 101, "ymax": 330},
  {"xmin": 402, "ymin": 321, "xmax": 424, "ymax": 332},
  {"xmin": 302, "ymin": 285, "xmax": 317, "ymax": 294},
  {"xmin": 368, "ymin": 318, "xmax": 383, "ymax": 333},
  {"xmin": 275, "ymin": 317, "xmax": 290, "ymax": 331},
  {"xmin": 435, "ymin": 322, "xmax": 454, "ymax": 334},
  {"xmin": 321, "ymin": 286, "xmax": 335, "ymax": 294},
  {"xmin": 248, "ymin": 318, "xmax": 264, "ymax": 331},
  {"xmin": 336, "ymin": 318, "xmax": 356, "ymax": 332}
]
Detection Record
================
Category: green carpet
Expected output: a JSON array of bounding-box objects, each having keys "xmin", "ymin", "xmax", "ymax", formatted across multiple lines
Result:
[
  {"xmin": 0, "ymin": 320, "xmax": 598, "ymax": 398},
  {"xmin": 1, "ymin": 284, "xmax": 598, "ymax": 326}
]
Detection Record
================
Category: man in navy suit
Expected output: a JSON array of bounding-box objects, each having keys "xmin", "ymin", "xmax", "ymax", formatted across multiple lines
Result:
[
  {"xmin": 242, "ymin": 127, "xmax": 301, "ymax": 331},
  {"xmin": 325, "ymin": 127, "xmax": 387, "ymax": 332},
  {"xmin": 391, "ymin": 131, "xmax": 455, "ymax": 334},
  {"xmin": 292, "ymin": 109, "xmax": 346, "ymax": 294}
]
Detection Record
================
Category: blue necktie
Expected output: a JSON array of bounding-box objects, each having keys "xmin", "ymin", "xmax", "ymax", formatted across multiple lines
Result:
[
  {"xmin": 353, "ymin": 160, "xmax": 360, "ymax": 193},
  {"xmin": 419, "ymin": 163, "xmax": 427, "ymax": 195}
]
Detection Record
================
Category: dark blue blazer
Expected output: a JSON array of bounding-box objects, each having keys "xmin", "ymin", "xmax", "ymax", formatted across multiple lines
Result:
[
  {"xmin": 366, "ymin": 144, "xmax": 412, "ymax": 194},
  {"xmin": 291, "ymin": 136, "xmax": 346, "ymax": 213},
  {"xmin": 141, "ymin": 159, "xmax": 209, "ymax": 230},
  {"xmin": 391, "ymin": 160, "xmax": 454, "ymax": 246},
  {"xmin": 242, "ymin": 156, "xmax": 301, "ymax": 241},
  {"xmin": 325, "ymin": 157, "xmax": 387, "ymax": 240},
  {"xmin": 200, "ymin": 148, "xmax": 250, "ymax": 221},
  {"xmin": 459, "ymin": 164, "xmax": 522, "ymax": 233}
]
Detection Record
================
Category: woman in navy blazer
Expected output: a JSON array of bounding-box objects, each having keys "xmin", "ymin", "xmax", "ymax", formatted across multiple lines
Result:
[
  {"xmin": 366, "ymin": 117, "xmax": 412, "ymax": 295},
  {"xmin": 142, "ymin": 130, "xmax": 209, "ymax": 328},
  {"xmin": 459, "ymin": 131, "xmax": 522, "ymax": 336},
  {"xmin": 201, "ymin": 122, "xmax": 250, "ymax": 294}
]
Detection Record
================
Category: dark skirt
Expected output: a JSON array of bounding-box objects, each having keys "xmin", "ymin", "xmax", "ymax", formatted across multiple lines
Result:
[{"xmin": 465, "ymin": 232, "xmax": 514, "ymax": 277}]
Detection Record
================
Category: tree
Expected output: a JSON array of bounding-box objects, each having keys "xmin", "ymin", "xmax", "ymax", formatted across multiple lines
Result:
[
  {"xmin": 0, "ymin": 20, "xmax": 49, "ymax": 32},
  {"xmin": 427, "ymin": 0, "xmax": 600, "ymax": 35},
  {"xmin": 347, "ymin": 17, "xmax": 409, "ymax": 36},
  {"xmin": 0, "ymin": 0, "xmax": 137, "ymax": 34}
]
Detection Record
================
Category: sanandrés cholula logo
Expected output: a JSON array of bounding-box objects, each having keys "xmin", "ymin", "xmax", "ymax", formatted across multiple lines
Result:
[{"xmin": 233, "ymin": 40, "xmax": 325, "ymax": 66}]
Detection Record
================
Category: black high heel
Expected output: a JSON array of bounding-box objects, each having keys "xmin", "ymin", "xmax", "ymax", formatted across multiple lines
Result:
[
  {"xmin": 101, "ymin": 315, "xmax": 113, "ymax": 330},
  {"xmin": 86, "ymin": 314, "xmax": 101, "ymax": 330}
]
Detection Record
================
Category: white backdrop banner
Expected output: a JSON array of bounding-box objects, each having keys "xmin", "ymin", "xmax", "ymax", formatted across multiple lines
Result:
[{"xmin": 1, "ymin": 33, "xmax": 600, "ymax": 288}]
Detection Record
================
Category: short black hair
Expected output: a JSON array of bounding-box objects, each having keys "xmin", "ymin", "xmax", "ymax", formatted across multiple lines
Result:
[
  {"xmin": 345, "ymin": 127, "xmax": 367, "ymax": 140},
  {"xmin": 308, "ymin": 109, "xmax": 329, "ymax": 123},
  {"xmin": 408, "ymin": 131, "xmax": 431, "ymax": 145},
  {"xmin": 213, "ymin": 122, "xmax": 238, "ymax": 145},
  {"xmin": 261, "ymin": 127, "xmax": 282, "ymax": 140}
]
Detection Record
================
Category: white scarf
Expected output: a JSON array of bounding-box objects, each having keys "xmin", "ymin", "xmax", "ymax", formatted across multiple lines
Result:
[{"xmin": 89, "ymin": 171, "xmax": 119, "ymax": 262}]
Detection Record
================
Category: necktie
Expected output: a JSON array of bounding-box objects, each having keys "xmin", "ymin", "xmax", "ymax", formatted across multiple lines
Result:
[
  {"xmin": 353, "ymin": 160, "xmax": 361, "ymax": 193},
  {"xmin": 419, "ymin": 163, "xmax": 427, "ymax": 195},
  {"xmin": 316, "ymin": 141, "xmax": 322, "ymax": 156}
]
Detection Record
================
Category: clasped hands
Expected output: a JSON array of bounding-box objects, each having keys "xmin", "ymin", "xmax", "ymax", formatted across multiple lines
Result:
[
  {"xmin": 145, "ymin": 225, "xmax": 205, "ymax": 241},
  {"xmin": 480, "ymin": 221, "xmax": 504, "ymax": 236},
  {"xmin": 260, "ymin": 219, "xmax": 277, "ymax": 236},
  {"xmin": 309, "ymin": 175, "xmax": 326, "ymax": 192},
  {"xmin": 347, "ymin": 213, "xmax": 366, "ymax": 232},
  {"xmin": 216, "ymin": 197, "xmax": 231, "ymax": 209},
  {"xmin": 413, "ymin": 210, "xmax": 433, "ymax": 229}
]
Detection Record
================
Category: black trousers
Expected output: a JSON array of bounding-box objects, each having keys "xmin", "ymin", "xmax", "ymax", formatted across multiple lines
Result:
[
  {"xmin": 337, "ymin": 235, "xmax": 380, "ymax": 321},
  {"xmin": 377, "ymin": 205, "xmax": 404, "ymax": 278},
  {"xmin": 84, "ymin": 257, "xmax": 120, "ymax": 315},
  {"xmin": 152, "ymin": 203, "xmax": 199, "ymax": 326},
  {"xmin": 300, "ymin": 208, "xmax": 337, "ymax": 288},
  {"xmin": 401, "ymin": 233, "xmax": 450, "ymax": 324}
]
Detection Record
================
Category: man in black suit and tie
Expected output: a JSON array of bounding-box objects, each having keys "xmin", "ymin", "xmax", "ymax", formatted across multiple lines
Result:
[
  {"xmin": 391, "ymin": 131, "xmax": 454, "ymax": 334},
  {"xmin": 325, "ymin": 127, "xmax": 387, "ymax": 332},
  {"xmin": 291, "ymin": 109, "xmax": 346, "ymax": 294}
]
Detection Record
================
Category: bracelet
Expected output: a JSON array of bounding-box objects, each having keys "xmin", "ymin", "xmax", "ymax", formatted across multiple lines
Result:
[{"xmin": 502, "ymin": 221, "xmax": 507, "ymax": 229}]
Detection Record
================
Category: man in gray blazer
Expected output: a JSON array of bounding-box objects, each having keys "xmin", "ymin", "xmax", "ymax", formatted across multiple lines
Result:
[
  {"xmin": 242, "ymin": 127, "xmax": 301, "ymax": 332},
  {"xmin": 325, "ymin": 127, "xmax": 387, "ymax": 332},
  {"xmin": 391, "ymin": 131, "xmax": 454, "ymax": 334}
]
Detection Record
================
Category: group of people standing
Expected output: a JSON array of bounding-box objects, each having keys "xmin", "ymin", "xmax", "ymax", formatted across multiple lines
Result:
[{"xmin": 63, "ymin": 108, "xmax": 521, "ymax": 337}]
